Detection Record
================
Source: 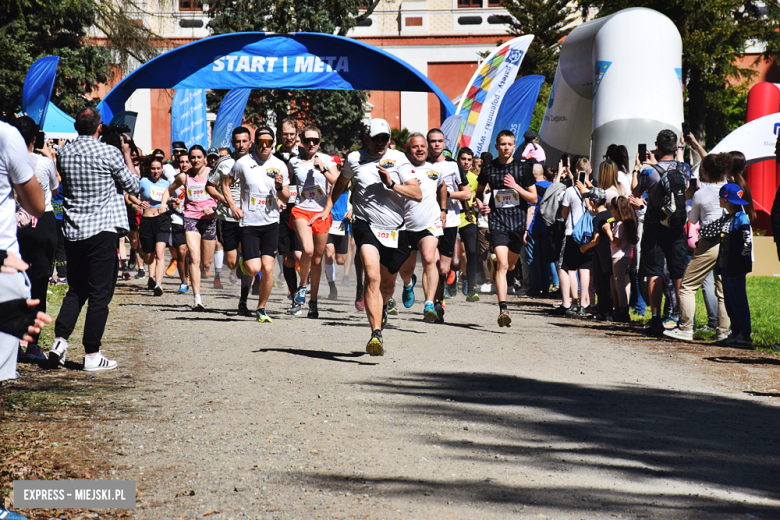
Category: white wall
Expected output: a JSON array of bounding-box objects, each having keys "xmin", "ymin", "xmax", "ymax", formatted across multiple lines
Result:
[{"xmin": 125, "ymin": 88, "xmax": 152, "ymax": 153}]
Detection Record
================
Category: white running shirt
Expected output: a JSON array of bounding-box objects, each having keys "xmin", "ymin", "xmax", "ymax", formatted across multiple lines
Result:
[
  {"xmin": 289, "ymin": 152, "xmax": 335, "ymax": 212},
  {"xmin": 404, "ymin": 161, "xmax": 443, "ymax": 232},
  {"xmin": 232, "ymin": 152, "xmax": 289, "ymax": 227},
  {"xmin": 433, "ymin": 159, "xmax": 465, "ymax": 228},
  {"xmin": 341, "ymin": 148, "xmax": 414, "ymax": 229}
]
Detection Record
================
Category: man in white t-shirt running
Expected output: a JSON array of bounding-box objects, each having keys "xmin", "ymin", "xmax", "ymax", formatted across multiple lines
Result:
[
  {"xmin": 226, "ymin": 127, "xmax": 290, "ymax": 323},
  {"xmin": 312, "ymin": 119, "xmax": 422, "ymax": 356}
]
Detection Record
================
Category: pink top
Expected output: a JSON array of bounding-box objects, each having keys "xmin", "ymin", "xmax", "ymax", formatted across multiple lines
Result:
[
  {"xmin": 183, "ymin": 172, "xmax": 216, "ymax": 220},
  {"xmin": 522, "ymin": 142, "xmax": 546, "ymax": 163}
]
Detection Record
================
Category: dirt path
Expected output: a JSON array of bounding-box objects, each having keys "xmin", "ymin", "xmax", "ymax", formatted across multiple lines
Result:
[{"xmin": 93, "ymin": 266, "xmax": 780, "ymax": 520}]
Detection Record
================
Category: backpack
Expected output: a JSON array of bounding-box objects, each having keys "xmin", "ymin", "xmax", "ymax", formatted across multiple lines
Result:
[
  {"xmin": 539, "ymin": 181, "xmax": 565, "ymax": 226},
  {"xmin": 571, "ymin": 190, "xmax": 594, "ymax": 246},
  {"xmin": 648, "ymin": 162, "xmax": 688, "ymax": 228}
]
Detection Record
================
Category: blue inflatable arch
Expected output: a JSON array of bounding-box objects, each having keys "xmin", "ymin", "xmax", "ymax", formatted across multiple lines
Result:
[{"xmin": 97, "ymin": 32, "xmax": 457, "ymax": 124}]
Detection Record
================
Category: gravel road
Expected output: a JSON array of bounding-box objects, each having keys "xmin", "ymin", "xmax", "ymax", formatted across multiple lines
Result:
[{"xmin": 93, "ymin": 265, "xmax": 780, "ymax": 520}]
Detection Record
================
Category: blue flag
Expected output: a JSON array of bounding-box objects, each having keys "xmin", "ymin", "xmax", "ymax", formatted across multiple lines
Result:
[
  {"xmin": 171, "ymin": 88, "xmax": 208, "ymax": 151},
  {"xmin": 23, "ymin": 56, "xmax": 60, "ymax": 126},
  {"xmin": 211, "ymin": 88, "xmax": 251, "ymax": 151},
  {"xmin": 487, "ymin": 75, "xmax": 545, "ymax": 159}
]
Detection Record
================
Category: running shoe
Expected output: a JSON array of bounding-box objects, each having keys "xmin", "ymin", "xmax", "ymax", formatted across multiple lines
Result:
[
  {"xmin": 83, "ymin": 351, "xmax": 118, "ymax": 371},
  {"xmin": 466, "ymin": 292, "xmax": 480, "ymax": 302},
  {"xmin": 201, "ymin": 267, "xmax": 210, "ymax": 278},
  {"xmin": 462, "ymin": 277, "xmax": 468, "ymax": 296},
  {"xmin": 287, "ymin": 302, "xmax": 302, "ymax": 316},
  {"xmin": 444, "ymin": 287, "xmax": 453, "ymax": 299},
  {"xmin": 479, "ymin": 283, "xmax": 493, "ymax": 294},
  {"xmin": 166, "ymin": 259, "xmax": 178, "ymax": 277},
  {"xmin": 0, "ymin": 508, "xmax": 27, "ymax": 520},
  {"xmin": 327, "ymin": 282, "xmax": 338, "ymax": 300},
  {"xmin": 294, "ymin": 286, "xmax": 307, "ymax": 304},
  {"xmin": 237, "ymin": 301, "xmax": 253, "ymax": 316},
  {"xmin": 213, "ymin": 276, "xmax": 224, "ymax": 289},
  {"xmin": 402, "ymin": 274, "xmax": 416, "ymax": 308},
  {"xmin": 18, "ymin": 343, "xmax": 48, "ymax": 363},
  {"xmin": 355, "ymin": 292, "xmax": 365, "ymax": 312},
  {"xmin": 446, "ymin": 270, "xmax": 458, "ymax": 296},
  {"xmin": 122, "ymin": 270, "xmax": 131, "ymax": 281},
  {"xmin": 135, "ymin": 268, "xmax": 146, "ymax": 279},
  {"xmin": 550, "ymin": 304, "xmax": 571, "ymax": 316},
  {"xmin": 644, "ymin": 317, "xmax": 665, "ymax": 337},
  {"xmin": 147, "ymin": 277, "xmax": 156, "ymax": 290},
  {"xmin": 423, "ymin": 302, "xmax": 438, "ymax": 323},
  {"xmin": 663, "ymin": 328, "xmax": 693, "ymax": 342},
  {"xmin": 193, "ymin": 295, "xmax": 205, "ymax": 311},
  {"xmin": 381, "ymin": 306, "xmax": 388, "ymax": 329},
  {"xmin": 342, "ymin": 274, "xmax": 351, "ymax": 287},
  {"xmin": 386, "ymin": 298, "xmax": 399, "ymax": 315},
  {"xmin": 566, "ymin": 304, "xmax": 580, "ymax": 317},
  {"xmin": 434, "ymin": 301, "xmax": 445, "ymax": 324},
  {"xmin": 366, "ymin": 330, "xmax": 384, "ymax": 356},
  {"xmin": 48, "ymin": 337, "xmax": 68, "ymax": 366},
  {"xmin": 257, "ymin": 308, "xmax": 273, "ymax": 323},
  {"xmin": 662, "ymin": 316, "xmax": 678, "ymax": 330},
  {"xmin": 229, "ymin": 270, "xmax": 238, "ymax": 285},
  {"xmin": 177, "ymin": 282, "xmax": 189, "ymax": 294},
  {"xmin": 308, "ymin": 301, "xmax": 319, "ymax": 319},
  {"xmin": 497, "ymin": 310, "xmax": 512, "ymax": 327},
  {"xmin": 725, "ymin": 334, "xmax": 753, "ymax": 349},
  {"xmin": 153, "ymin": 285, "xmax": 164, "ymax": 297},
  {"xmin": 577, "ymin": 306, "xmax": 589, "ymax": 317}
]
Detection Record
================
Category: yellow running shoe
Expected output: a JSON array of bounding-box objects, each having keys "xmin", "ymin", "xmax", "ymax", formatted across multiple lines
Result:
[
  {"xmin": 497, "ymin": 310, "xmax": 512, "ymax": 327},
  {"xmin": 366, "ymin": 331, "xmax": 384, "ymax": 356},
  {"xmin": 256, "ymin": 308, "xmax": 273, "ymax": 323}
]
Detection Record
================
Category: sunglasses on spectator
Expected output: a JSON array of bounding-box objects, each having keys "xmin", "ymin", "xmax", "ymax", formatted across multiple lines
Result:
[
  {"xmin": 371, "ymin": 134, "xmax": 390, "ymax": 143},
  {"xmin": 303, "ymin": 137, "xmax": 320, "ymax": 145}
]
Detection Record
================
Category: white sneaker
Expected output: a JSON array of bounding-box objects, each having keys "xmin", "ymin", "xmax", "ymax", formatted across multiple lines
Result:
[
  {"xmin": 479, "ymin": 283, "xmax": 493, "ymax": 294},
  {"xmin": 193, "ymin": 294, "xmax": 205, "ymax": 311},
  {"xmin": 83, "ymin": 351, "xmax": 117, "ymax": 371},
  {"xmin": 663, "ymin": 328, "xmax": 694, "ymax": 342},
  {"xmin": 49, "ymin": 338, "xmax": 69, "ymax": 365}
]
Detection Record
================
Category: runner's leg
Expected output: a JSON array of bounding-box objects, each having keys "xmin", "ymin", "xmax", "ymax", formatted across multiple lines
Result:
[
  {"xmin": 361, "ymin": 245, "xmax": 383, "ymax": 331},
  {"xmin": 185, "ymin": 232, "xmax": 202, "ymax": 296},
  {"xmin": 309, "ymin": 233, "xmax": 328, "ymax": 302}
]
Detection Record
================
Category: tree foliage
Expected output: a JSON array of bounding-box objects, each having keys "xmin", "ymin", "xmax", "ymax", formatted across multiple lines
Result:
[
  {"xmin": 576, "ymin": 0, "xmax": 780, "ymax": 146},
  {"xmin": 0, "ymin": 0, "xmax": 113, "ymax": 117},
  {"xmin": 206, "ymin": 0, "xmax": 379, "ymax": 150}
]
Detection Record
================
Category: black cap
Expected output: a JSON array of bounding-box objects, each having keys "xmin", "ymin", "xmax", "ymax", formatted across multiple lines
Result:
[
  {"xmin": 171, "ymin": 141, "xmax": 187, "ymax": 151},
  {"xmin": 255, "ymin": 126, "xmax": 274, "ymax": 140},
  {"xmin": 152, "ymin": 148, "xmax": 165, "ymax": 157},
  {"xmin": 207, "ymin": 147, "xmax": 219, "ymax": 157}
]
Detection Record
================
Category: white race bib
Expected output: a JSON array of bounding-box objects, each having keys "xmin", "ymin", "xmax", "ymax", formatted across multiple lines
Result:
[
  {"xmin": 330, "ymin": 219, "xmax": 345, "ymax": 236},
  {"xmin": 187, "ymin": 185, "xmax": 209, "ymax": 201},
  {"xmin": 371, "ymin": 225, "xmax": 399, "ymax": 249},
  {"xmin": 300, "ymin": 184, "xmax": 325, "ymax": 202},
  {"xmin": 494, "ymin": 189, "xmax": 519, "ymax": 208},
  {"xmin": 428, "ymin": 221, "xmax": 444, "ymax": 237},
  {"xmin": 288, "ymin": 184, "xmax": 299, "ymax": 203},
  {"xmin": 249, "ymin": 192, "xmax": 270, "ymax": 212},
  {"xmin": 150, "ymin": 186, "xmax": 166, "ymax": 202}
]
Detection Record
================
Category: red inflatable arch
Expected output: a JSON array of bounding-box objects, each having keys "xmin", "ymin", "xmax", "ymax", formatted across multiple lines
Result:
[{"xmin": 744, "ymin": 82, "xmax": 780, "ymax": 234}]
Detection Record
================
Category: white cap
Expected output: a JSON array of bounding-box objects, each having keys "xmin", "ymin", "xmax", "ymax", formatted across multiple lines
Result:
[{"xmin": 368, "ymin": 118, "xmax": 391, "ymax": 137}]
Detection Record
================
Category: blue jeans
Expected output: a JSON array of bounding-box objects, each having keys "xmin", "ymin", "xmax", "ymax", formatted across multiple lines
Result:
[{"xmin": 722, "ymin": 270, "xmax": 751, "ymax": 337}]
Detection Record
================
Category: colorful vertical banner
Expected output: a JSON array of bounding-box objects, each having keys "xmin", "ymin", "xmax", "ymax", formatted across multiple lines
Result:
[
  {"xmin": 171, "ymin": 88, "xmax": 208, "ymax": 151},
  {"xmin": 210, "ymin": 88, "xmax": 251, "ymax": 151},
  {"xmin": 456, "ymin": 35, "xmax": 534, "ymax": 156},
  {"xmin": 486, "ymin": 75, "xmax": 545, "ymax": 159},
  {"xmin": 22, "ymin": 56, "xmax": 60, "ymax": 126}
]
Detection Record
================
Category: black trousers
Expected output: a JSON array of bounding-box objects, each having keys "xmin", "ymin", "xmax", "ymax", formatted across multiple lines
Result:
[
  {"xmin": 592, "ymin": 253, "xmax": 614, "ymax": 316},
  {"xmin": 17, "ymin": 211, "xmax": 57, "ymax": 341},
  {"xmin": 459, "ymin": 224, "xmax": 477, "ymax": 294},
  {"xmin": 54, "ymin": 231, "xmax": 119, "ymax": 354},
  {"xmin": 53, "ymin": 219, "xmax": 68, "ymax": 278}
]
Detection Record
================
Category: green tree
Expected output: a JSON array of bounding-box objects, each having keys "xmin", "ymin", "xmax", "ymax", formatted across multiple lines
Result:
[
  {"xmin": 206, "ymin": 0, "xmax": 381, "ymax": 150},
  {"xmin": 576, "ymin": 0, "xmax": 780, "ymax": 146}
]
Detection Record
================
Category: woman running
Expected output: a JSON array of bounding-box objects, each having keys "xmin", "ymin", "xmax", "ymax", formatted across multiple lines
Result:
[
  {"xmin": 168, "ymin": 155, "xmax": 191, "ymax": 294},
  {"xmin": 167, "ymin": 145, "xmax": 217, "ymax": 310},
  {"xmin": 128, "ymin": 158, "xmax": 171, "ymax": 295},
  {"xmin": 288, "ymin": 125, "xmax": 340, "ymax": 318}
]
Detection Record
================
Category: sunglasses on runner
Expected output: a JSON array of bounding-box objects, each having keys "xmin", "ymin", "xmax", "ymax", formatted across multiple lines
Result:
[
  {"xmin": 257, "ymin": 138, "xmax": 274, "ymax": 147},
  {"xmin": 370, "ymin": 134, "xmax": 390, "ymax": 143},
  {"xmin": 303, "ymin": 137, "xmax": 320, "ymax": 145}
]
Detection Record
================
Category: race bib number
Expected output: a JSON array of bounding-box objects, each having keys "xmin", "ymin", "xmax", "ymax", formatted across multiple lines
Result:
[
  {"xmin": 187, "ymin": 185, "xmax": 209, "ymax": 201},
  {"xmin": 300, "ymin": 184, "xmax": 324, "ymax": 202},
  {"xmin": 249, "ymin": 193, "xmax": 270, "ymax": 212},
  {"xmin": 288, "ymin": 184, "xmax": 298, "ymax": 203},
  {"xmin": 428, "ymin": 221, "xmax": 444, "ymax": 237},
  {"xmin": 370, "ymin": 225, "xmax": 399, "ymax": 249},
  {"xmin": 150, "ymin": 186, "xmax": 166, "ymax": 202},
  {"xmin": 330, "ymin": 219, "xmax": 345, "ymax": 236},
  {"xmin": 494, "ymin": 189, "xmax": 519, "ymax": 208}
]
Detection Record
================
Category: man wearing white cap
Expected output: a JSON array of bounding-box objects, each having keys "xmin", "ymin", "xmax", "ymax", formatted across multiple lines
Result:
[{"xmin": 312, "ymin": 119, "xmax": 421, "ymax": 356}]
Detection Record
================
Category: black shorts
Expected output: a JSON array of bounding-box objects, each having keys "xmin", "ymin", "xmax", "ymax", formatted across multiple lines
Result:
[
  {"xmin": 139, "ymin": 213, "xmax": 171, "ymax": 254},
  {"xmin": 217, "ymin": 219, "xmax": 242, "ymax": 252},
  {"xmin": 406, "ymin": 229, "xmax": 436, "ymax": 252},
  {"xmin": 327, "ymin": 233, "xmax": 350, "ymax": 255},
  {"xmin": 170, "ymin": 222, "xmax": 187, "ymax": 248},
  {"xmin": 277, "ymin": 210, "xmax": 301, "ymax": 254},
  {"xmin": 352, "ymin": 219, "xmax": 410, "ymax": 275},
  {"xmin": 127, "ymin": 206, "xmax": 140, "ymax": 232},
  {"xmin": 241, "ymin": 223, "xmax": 279, "ymax": 261},
  {"xmin": 640, "ymin": 223, "xmax": 689, "ymax": 279},
  {"xmin": 437, "ymin": 227, "xmax": 458, "ymax": 258},
  {"xmin": 490, "ymin": 228, "xmax": 525, "ymax": 255},
  {"xmin": 559, "ymin": 235, "xmax": 592, "ymax": 271}
]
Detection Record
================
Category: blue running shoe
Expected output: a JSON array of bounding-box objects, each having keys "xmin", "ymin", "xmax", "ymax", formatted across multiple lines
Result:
[
  {"xmin": 177, "ymin": 282, "xmax": 189, "ymax": 294},
  {"xmin": 423, "ymin": 301, "xmax": 437, "ymax": 323},
  {"xmin": 0, "ymin": 509, "xmax": 28, "ymax": 520},
  {"xmin": 294, "ymin": 285, "xmax": 307, "ymax": 304},
  {"xmin": 402, "ymin": 273, "xmax": 416, "ymax": 308}
]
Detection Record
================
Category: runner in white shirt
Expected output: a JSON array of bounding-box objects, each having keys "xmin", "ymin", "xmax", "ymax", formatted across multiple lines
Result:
[
  {"xmin": 312, "ymin": 119, "xmax": 421, "ymax": 356},
  {"xmin": 288, "ymin": 125, "xmax": 340, "ymax": 318},
  {"xmin": 397, "ymin": 133, "xmax": 447, "ymax": 323},
  {"xmin": 428, "ymin": 129, "xmax": 471, "ymax": 322},
  {"xmin": 227, "ymin": 126, "xmax": 290, "ymax": 323}
]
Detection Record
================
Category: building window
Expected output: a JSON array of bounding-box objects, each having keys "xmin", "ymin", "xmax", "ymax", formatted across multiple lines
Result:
[
  {"xmin": 405, "ymin": 17, "xmax": 423, "ymax": 26},
  {"xmin": 487, "ymin": 0, "xmax": 502, "ymax": 6},
  {"xmin": 458, "ymin": 0, "xmax": 483, "ymax": 7},
  {"xmin": 179, "ymin": 0, "xmax": 203, "ymax": 11}
]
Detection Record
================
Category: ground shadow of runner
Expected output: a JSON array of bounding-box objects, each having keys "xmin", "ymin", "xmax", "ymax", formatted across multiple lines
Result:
[{"xmin": 254, "ymin": 347, "xmax": 378, "ymax": 366}]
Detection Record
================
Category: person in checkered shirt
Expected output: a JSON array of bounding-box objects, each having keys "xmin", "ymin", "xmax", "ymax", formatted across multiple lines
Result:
[{"xmin": 48, "ymin": 107, "xmax": 140, "ymax": 372}]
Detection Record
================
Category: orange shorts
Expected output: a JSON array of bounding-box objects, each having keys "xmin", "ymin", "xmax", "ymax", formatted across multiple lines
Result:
[{"xmin": 290, "ymin": 206, "xmax": 332, "ymax": 235}]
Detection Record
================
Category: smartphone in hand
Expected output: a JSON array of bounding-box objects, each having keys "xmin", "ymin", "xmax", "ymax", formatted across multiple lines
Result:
[
  {"xmin": 638, "ymin": 143, "xmax": 647, "ymax": 163},
  {"xmin": 689, "ymin": 176, "xmax": 698, "ymax": 192},
  {"xmin": 578, "ymin": 170, "xmax": 587, "ymax": 184},
  {"xmin": 682, "ymin": 122, "xmax": 690, "ymax": 141},
  {"xmin": 34, "ymin": 131, "xmax": 45, "ymax": 151}
]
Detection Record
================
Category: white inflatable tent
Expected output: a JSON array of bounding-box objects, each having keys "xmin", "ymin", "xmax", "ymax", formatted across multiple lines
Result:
[{"xmin": 539, "ymin": 8, "xmax": 683, "ymax": 172}]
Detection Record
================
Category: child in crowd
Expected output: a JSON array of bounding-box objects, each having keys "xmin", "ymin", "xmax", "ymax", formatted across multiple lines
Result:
[
  {"xmin": 609, "ymin": 196, "xmax": 638, "ymax": 323},
  {"xmin": 718, "ymin": 183, "xmax": 753, "ymax": 348},
  {"xmin": 580, "ymin": 188, "xmax": 613, "ymax": 320}
]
